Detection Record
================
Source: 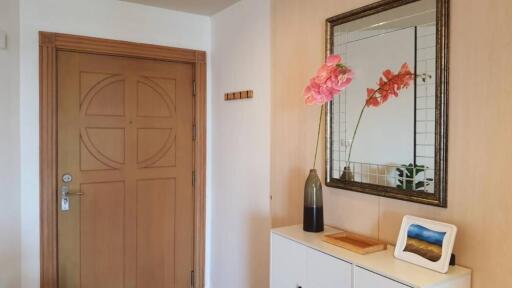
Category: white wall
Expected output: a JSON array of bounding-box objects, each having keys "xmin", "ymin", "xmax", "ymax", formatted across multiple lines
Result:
[
  {"xmin": 210, "ymin": 0, "xmax": 271, "ymax": 287},
  {"xmin": 18, "ymin": 0, "xmax": 211, "ymax": 286},
  {"xmin": 0, "ymin": 0, "xmax": 21, "ymax": 287}
]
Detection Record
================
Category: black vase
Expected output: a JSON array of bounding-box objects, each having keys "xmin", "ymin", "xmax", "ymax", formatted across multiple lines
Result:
[{"xmin": 303, "ymin": 169, "xmax": 324, "ymax": 232}]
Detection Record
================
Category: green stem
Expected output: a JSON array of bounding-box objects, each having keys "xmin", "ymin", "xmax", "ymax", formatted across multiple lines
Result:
[
  {"xmin": 313, "ymin": 105, "xmax": 324, "ymax": 169},
  {"xmin": 346, "ymin": 103, "xmax": 366, "ymax": 165},
  {"xmin": 346, "ymin": 72, "xmax": 417, "ymax": 165},
  {"xmin": 346, "ymin": 87, "xmax": 383, "ymax": 164}
]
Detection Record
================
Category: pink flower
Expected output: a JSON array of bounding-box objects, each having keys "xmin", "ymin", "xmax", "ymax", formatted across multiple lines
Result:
[
  {"xmin": 365, "ymin": 63, "xmax": 414, "ymax": 107},
  {"xmin": 326, "ymin": 54, "xmax": 342, "ymax": 66},
  {"xmin": 304, "ymin": 55, "xmax": 353, "ymax": 105},
  {"xmin": 366, "ymin": 88, "xmax": 380, "ymax": 107}
]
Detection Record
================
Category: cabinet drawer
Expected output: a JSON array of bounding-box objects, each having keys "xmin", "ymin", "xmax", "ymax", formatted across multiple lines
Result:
[
  {"xmin": 271, "ymin": 233, "xmax": 352, "ymax": 288},
  {"xmin": 306, "ymin": 248, "xmax": 352, "ymax": 288},
  {"xmin": 271, "ymin": 234, "xmax": 306, "ymax": 287},
  {"xmin": 354, "ymin": 266, "xmax": 411, "ymax": 288}
]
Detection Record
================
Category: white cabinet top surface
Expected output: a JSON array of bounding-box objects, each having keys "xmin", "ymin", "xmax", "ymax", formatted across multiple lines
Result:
[{"xmin": 272, "ymin": 225, "xmax": 471, "ymax": 288}]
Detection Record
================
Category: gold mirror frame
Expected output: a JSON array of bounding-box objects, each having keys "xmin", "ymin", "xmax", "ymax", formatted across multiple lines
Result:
[{"xmin": 325, "ymin": 0, "xmax": 449, "ymax": 207}]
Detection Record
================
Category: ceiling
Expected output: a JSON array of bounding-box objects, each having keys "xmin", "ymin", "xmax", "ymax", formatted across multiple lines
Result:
[{"xmin": 122, "ymin": 0, "xmax": 241, "ymax": 16}]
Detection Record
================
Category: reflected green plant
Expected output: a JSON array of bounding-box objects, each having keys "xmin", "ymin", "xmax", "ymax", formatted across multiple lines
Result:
[{"xmin": 396, "ymin": 163, "xmax": 433, "ymax": 191}]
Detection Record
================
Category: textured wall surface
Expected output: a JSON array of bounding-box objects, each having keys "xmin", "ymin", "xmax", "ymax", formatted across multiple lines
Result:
[{"xmin": 271, "ymin": 0, "xmax": 512, "ymax": 287}]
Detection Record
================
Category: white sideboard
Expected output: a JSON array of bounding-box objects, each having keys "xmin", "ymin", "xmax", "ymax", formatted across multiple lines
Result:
[{"xmin": 271, "ymin": 225, "xmax": 471, "ymax": 288}]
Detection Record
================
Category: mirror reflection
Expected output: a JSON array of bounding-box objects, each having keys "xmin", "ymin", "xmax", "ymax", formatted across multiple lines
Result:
[{"xmin": 329, "ymin": 0, "xmax": 437, "ymax": 193}]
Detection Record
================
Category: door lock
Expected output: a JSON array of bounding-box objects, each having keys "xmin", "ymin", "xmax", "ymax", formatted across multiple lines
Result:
[{"xmin": 61, "ymin": 173, "xmax": 83, "ymax": 212}]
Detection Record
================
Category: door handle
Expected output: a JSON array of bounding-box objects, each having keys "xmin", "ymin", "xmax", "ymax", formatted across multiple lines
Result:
[
  {"xmin": 60, "ymin": 173, "xmax": 82, "ymax": 212},
  {"xmin": 61, "ymin": 185, "xmax": 84, "ymax": 197}
]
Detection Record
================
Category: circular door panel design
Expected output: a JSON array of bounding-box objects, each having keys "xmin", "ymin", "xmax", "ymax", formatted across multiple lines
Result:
[
  {"xmin": 136, "ymin": 77, "xmax": 176, "ymax": 118},
  {"xmin": 81, "ymin": 128, "xmax": 126, "ymax": 170},
  {"xmin": 78, "ymin": 74, "xmax": 176, "ymax": 171},
  {"xmin": 137, "ymin": 128, "xmax": 176, "ymax": 168},
  {"xmin": 80, "ymin": 74, "xmax": 126, "ymax": 117}
]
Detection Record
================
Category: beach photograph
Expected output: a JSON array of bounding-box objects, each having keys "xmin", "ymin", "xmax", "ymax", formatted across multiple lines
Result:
[{"xmin": 403, "ymin": 224, "xmax": 446, "ymax": 262}]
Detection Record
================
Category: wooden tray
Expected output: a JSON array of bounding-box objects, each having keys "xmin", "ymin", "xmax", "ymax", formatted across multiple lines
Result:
[{"xmin": 322, "ymin": 231, "xmax": 387, "ymax": 255}]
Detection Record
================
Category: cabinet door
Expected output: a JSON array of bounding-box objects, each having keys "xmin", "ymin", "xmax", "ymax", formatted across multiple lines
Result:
[
  {"xmin": 306, "ymin": 248, "xmax": 352, "ymax": 288},
  {"xmin": 271, "ymin": 234, "xmax": 306, "ymax": 288},
  {"xmin": 354, "ymin": 266, "xmax": 412, "ymax": 288}
]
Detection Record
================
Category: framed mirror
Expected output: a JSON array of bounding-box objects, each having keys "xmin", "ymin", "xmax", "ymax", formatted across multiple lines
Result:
[{"xmin": 325, "ymin": 0, "xmax": 449, "ymax": 206}]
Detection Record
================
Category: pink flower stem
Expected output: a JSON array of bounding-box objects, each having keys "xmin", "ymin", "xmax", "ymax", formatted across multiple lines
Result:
[
  {"xmin": 346, "ymin": 88, "xmax": 381, "ymax": 165},
  {"xmin": 347, "ymin": 73, "xmax": 421, "ymax": 167},
  {"xmin": 346, "ymin": 103, "xmax": 367, "ymax": 166},
  {"xmin": 346, "ymin": 72, "xmax": 415, "ymax": 165},
  {"xmin": 313, "ymin": 105, "xmax": 324, "ymax": 169}
]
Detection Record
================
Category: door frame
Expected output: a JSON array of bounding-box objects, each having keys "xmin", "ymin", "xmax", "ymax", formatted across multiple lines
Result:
[{"xmin": 39, "ymin": 32, "xmax": 207, "ymax": 288}]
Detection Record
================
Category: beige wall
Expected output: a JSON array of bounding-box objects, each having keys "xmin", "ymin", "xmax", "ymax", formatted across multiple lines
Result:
[{"xmin": 271, "ymin": 0, "xmax": 512, "ymax": 287}]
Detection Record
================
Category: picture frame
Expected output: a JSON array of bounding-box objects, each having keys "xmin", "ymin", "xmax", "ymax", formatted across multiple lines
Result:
[{"xmin": 394, "ymin": 215, "xmax": 457, "ymax": 273}]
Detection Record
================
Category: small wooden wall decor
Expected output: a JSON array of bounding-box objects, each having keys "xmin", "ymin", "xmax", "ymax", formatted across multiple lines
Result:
[{"xmin": 224, "ymin": 90, "xmax": 253, "ymax": 101}]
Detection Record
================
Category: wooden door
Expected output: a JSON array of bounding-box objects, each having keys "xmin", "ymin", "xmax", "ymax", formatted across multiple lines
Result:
[{"xmin": 57, "ymin": 51, "xmax": 195, "ymax": 288}]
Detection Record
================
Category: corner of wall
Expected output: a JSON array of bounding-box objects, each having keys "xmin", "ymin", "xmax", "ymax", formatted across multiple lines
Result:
[{"xmin": 0, "ymin": 0, "xmax": 21, "ymax": 287}]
